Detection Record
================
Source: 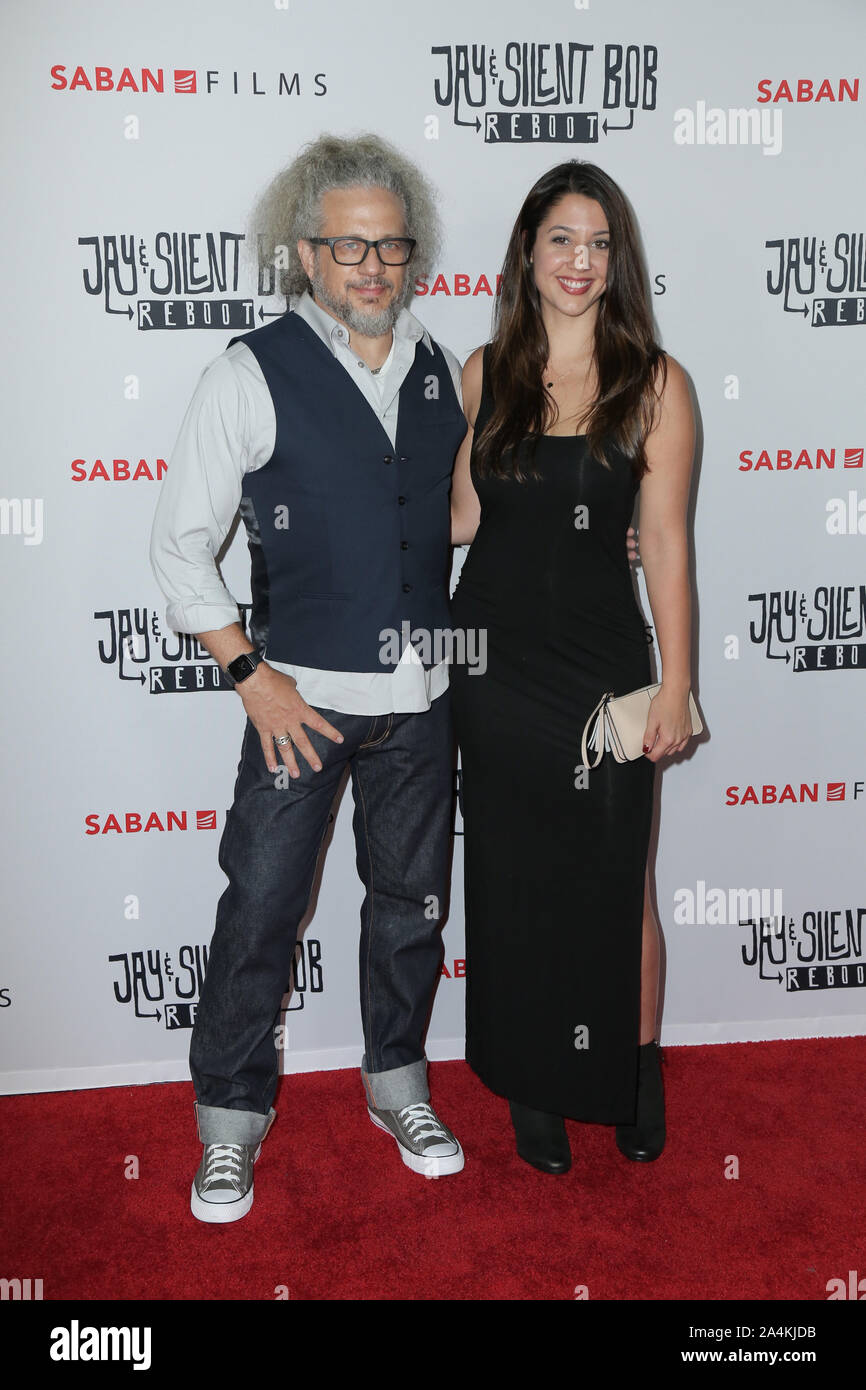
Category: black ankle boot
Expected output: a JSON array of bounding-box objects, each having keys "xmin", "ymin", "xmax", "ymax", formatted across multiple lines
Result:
[
  {"xmin": 509, "ymin": 1100, "xmax": 571, "ymax": 1174},
  {"xmin": 615, "ymin": 1040, "xmax": 666, "ymax": 1162}
]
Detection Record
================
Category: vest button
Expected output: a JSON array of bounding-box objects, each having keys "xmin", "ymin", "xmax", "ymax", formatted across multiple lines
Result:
[
  {"xmin": 401, "ymin": 541, "xmax": 409, "ymax": 550},
  {"xmin": 398, "ymin": 496, "xmax": 406, "ymax": 505},
  {"xmin": 399, "ymin": 455, "xmax": 409, "ymax": 462},
  {"xmin": 402, "ymin": 583, "xmax": 412, "ymax": 593},
  {"xmin": 383, "ymin": 454, "xmax": 394, "ymax": 464}
]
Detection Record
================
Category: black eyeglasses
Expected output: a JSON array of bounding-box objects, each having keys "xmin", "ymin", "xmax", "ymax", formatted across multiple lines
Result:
[{"xmin": 306, "ymin": 236, "xmax": 417, "ymax": 266}]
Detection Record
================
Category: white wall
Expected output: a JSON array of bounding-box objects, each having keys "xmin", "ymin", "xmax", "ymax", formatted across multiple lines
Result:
[{"xmin": 1, "ymin": 0, "xmax": 863, "ymax": 1094}]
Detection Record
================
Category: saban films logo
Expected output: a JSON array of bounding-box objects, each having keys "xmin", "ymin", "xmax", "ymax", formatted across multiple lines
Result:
[
  {"xmin": 766, "ymin": 233, "xmax": 866, "ymax": 326},
  {"xmin": 51, "ymin": 63, "xmax": 327, "ymax": 99},
  {"xmin": 737, "ymin": 445, "xmax": 863, "ymax": 474},
  {"xmin": 94, "ymin": 604, "xmax": 254, "ymax": 692},
  {"xmin": 747, "ymin": 585, "xmax": 866, "ymax": 671},
  {"xmin": 109, "ymin": 939, "xmax": 322, "ymax": 1028},
  {"xmin": 724, "ymin": 782, "xmax": 863, "ymax": 805},
  {"xmin": 430, "ymin": 41, "xmax": 657, "ymax": 143}
]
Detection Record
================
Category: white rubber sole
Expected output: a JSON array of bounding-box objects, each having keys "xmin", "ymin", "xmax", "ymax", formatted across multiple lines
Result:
[
  {"xmin": 190, "ymin": 1141, "xmax": 262, "ymax": 1224},
  {"xmin": 367, "ymin": 1109, "xmax": 465, "ymax": 1177}
]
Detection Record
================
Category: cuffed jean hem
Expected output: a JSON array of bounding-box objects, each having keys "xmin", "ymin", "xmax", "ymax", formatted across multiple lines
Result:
[
  {"xmin": 361, "ymin": 1057, "xmax": 429, "ymax": 1111},
  {"xmin": 194, "ymin": 1101, "xmax": 276, "ymax": 1146}
]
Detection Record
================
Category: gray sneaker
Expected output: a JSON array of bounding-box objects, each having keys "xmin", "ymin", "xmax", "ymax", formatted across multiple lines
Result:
[
  {"xmin": 191, "ymin": 1141, "xmax": 262, "ymax": 1224},
  {"xmin": 368, "ymin": 1101, "xmax": 464, "ymax": 1177}
]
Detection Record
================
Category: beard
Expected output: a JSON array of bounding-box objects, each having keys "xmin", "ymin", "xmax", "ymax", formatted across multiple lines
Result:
[{"xmin": 310, "ymin": 266, "xmax": 407, "ymax": 338}]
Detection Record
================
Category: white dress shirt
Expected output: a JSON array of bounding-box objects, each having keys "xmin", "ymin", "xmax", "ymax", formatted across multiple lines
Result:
[{"xmin": 150, "ymin": 291, "xmax": 465, "ymax": 714}]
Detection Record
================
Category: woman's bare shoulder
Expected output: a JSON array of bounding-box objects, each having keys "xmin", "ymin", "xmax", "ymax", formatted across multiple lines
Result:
[{"xmin": 460, "ymin": 344, "xmax": 488, "ymax": 421}]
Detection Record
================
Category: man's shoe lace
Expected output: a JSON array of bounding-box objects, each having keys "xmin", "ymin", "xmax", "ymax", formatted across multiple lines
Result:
[
  {"xmin": 201, "ymin": 1143, "xmax": 246, "ymax": 1193},
  {"xmin": 397, "ymin": 1103, "xmax": 450, "ymax": 1144}
]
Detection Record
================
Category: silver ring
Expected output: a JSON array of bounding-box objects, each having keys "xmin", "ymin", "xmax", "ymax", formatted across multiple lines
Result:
[{"xmin": 274, "ymin": 733, "xmax": 292, "ymax": 746}]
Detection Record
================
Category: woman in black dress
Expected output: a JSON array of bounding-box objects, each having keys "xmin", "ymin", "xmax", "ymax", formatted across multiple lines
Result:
[{"xmin": 449, "ymin": 162, "xmax": 696, "ymax": 1173}]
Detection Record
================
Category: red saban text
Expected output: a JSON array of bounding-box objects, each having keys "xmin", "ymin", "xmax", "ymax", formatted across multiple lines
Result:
[
  {"xmin": 72, "ymin": 458, "xmax": 167, "ymax": 482},
  {"xmin": 756, "ymin": 78, "xmax": 859, "ymax": 103},
  {"xmin": 414, "ymin": 274, "xmax": 502, "ymax": 297}
]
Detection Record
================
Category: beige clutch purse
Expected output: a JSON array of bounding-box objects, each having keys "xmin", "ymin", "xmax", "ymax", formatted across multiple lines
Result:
[{"xmin": 580, "ymin": 683, "xmax": 702, "ymax": 767}]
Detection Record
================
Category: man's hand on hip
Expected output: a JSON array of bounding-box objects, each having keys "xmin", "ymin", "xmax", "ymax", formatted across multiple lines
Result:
[{"xmin": 239, "ymin": 664, "xmax": 345, "ymax": 776}]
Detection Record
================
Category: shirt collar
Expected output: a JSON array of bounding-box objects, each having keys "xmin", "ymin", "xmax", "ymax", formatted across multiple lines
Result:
[{"xmin": 290, "ymin": 290, "xmax": 434, "ymax": 358}]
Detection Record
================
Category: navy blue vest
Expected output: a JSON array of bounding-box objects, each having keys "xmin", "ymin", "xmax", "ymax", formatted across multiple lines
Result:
[{"xmin": 228, "ymin": 310, "xmax": 466, "ymax": 672}]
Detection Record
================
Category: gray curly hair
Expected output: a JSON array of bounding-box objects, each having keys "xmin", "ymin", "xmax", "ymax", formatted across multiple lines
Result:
[{"xmin": 247, "ymin": 132, "xmax": 442, "ymax": 301}]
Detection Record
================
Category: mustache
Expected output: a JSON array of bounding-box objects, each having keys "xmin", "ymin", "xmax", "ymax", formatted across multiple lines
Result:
[{"xmin": 347, "ymin": 275, "xmax": 393, "ymax": 288}]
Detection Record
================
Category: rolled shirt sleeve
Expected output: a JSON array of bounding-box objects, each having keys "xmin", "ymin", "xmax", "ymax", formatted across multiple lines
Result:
[{"xmin": 149, "ymin": 349, "xmax": 265, "ymax": 635}]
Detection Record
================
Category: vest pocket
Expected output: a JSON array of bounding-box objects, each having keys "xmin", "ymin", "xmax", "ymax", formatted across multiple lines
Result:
[{"xmin": 293, "ymin": 590, "xmax": 353, "ymax": 600}]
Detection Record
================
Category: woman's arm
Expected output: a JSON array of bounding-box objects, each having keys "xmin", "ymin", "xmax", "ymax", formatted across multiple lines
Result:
[
  {"xmin": 450, "ymin": 346, "xmax": 484, "ymax": 545},
  {"xmin": 637, "ymin": 354, "xmax": 696, "ymax": 761}
]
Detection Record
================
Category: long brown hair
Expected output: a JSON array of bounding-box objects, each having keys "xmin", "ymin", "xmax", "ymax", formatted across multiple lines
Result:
[{"xmin": 473, "ymin": 161, "xmax": 666, "ymax": 482}]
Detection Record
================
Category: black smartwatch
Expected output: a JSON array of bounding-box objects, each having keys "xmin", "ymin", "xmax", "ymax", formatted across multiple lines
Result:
[{"xmin": 226, "ymin": 650, "xmax": 263, "ymax": 685}]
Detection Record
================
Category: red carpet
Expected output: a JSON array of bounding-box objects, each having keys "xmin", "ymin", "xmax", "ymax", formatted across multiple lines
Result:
[{"xmin": 2, "ymin": 1039, "xmax": 864, "ymax": 1301}]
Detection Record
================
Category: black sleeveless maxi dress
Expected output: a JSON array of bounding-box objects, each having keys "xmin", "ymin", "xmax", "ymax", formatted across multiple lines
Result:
[{"xmin": 449, "ymin": 353, "xmax": 656, "ymax": 1124}]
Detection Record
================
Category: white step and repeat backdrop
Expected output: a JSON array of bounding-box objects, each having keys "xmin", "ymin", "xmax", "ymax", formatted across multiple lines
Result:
[{"xmin": 2, "ymin": 0, "xmax": 864, "ymax": 1094}]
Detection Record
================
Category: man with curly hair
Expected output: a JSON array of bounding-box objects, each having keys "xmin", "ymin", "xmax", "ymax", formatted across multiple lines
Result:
[{"xmin": 150, "ymin": 134, "xmax": 468, "ymax": 1222}]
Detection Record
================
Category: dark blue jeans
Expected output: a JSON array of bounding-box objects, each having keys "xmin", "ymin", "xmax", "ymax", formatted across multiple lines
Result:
[{"xmin": 189, "ymin": 689, "xmax": 453, "ymax": 1144}]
